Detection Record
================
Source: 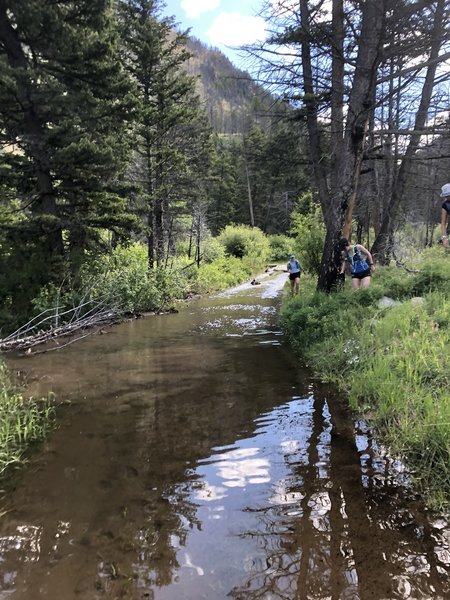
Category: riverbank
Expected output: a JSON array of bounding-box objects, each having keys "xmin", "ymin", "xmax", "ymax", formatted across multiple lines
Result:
[{"xmin": 279, "ymin": 248, "xmax": 450, "ymax": 509}]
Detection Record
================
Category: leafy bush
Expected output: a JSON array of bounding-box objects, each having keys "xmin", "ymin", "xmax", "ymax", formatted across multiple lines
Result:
[
  {"xmin": 195, "ymin": 257, "xmax": 249, "ymax": 293},
  {"xmin": 268, "ymin": 234, "xmax": 292, "ymax": 261},
  {"xmin": 80, "ymin": 243, "xmax": 186, "ymax": 312},
  {"xmin": 290, "ymin": 198, "xmax": 325, "ymax": 275},
  {"xmin": 201, "ymin": 236, "xmax": 225, "ymax": 263},
  {"xmin": 372, "ymin": 248, "xmax": 450, "ymax": 300},
  {"xmin": 218, "ymin": 225, "xmax": 271, "ymax": 274}
]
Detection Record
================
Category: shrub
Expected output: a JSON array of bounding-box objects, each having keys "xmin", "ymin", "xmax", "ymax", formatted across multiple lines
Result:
[
  {"xmin": 201, "ymin": 236, "xmax": 225, "ymax": 263},
  {"xmin": 79, "ymin": 243, "xmax": 190, "ymax": 312},
  {"xmin": 268, "ymin": 234, "xmax": 292, "ymax": 261},
  {"xmin": 195, "ymin": 257, "xmax": 249, "ymax": 293},
  {"xmin": 218, "ymin": 225, "xmax": 271, "ymax": 273},
  {"xmin": 290, "ymin": 198, "xmax": 325, "ymax": 275}
]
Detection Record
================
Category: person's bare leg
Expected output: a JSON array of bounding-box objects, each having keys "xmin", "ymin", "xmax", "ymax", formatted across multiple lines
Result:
[
  {"xmin": 361, "ymin": 276, "xmax": 371, "ymax": 288},
  {"xmin": 351, "ymin": 278, "xmax": 360, "ymax": 289},
  {"xmin": 294, "ymin": 277, "xmax": 300, "ymax": 294}
]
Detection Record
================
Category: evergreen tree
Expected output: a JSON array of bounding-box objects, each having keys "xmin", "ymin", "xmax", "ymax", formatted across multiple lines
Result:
[
  {"xmin": 0, "ymin": 0, "xmax": 135, "ymax": 313},
  {"xmin": 118, "ymin": 0, "xmax": 213, "ymax": 267},
  {"xmin": 207, "ymin": 135, "xmax": 243, "ymax": 235}
]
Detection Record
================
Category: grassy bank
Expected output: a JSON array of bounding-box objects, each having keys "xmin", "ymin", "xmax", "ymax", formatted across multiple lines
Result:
[
  {"xmin": 0, "ymin": 362, "xmax": 55, "ymax": 477},
  {"xmin": 280, "ymin": 248, "xmax": 450, "ymax": 508}
]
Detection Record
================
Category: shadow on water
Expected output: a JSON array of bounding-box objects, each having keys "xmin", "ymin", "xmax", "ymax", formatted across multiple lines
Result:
[{"xmin": 1, "ymin": 271, "xmax": 449, "ymax": 599}]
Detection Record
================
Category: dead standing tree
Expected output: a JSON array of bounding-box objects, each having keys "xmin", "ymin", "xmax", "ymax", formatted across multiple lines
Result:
[
  {"xmin": 256, "ymin": 0, "xmax": 387, "ymax": 290},
  {"xmin": 371, "ymin": 0, "xmax": 449, "ymax": 263},
  {"xmin": 314, "ymin": 0, "xmax": 386, "ymax": 291},
  {"xmin": 252, "ymin": 0, "xmax": 450, "ymax": 286}
]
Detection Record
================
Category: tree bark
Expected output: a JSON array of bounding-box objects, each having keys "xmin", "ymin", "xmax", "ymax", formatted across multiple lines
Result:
[
  {"xmin": 299, "ymin": 0, "xmax": 330, "ymax": 224},
  {"xmin": 371, "ymin": 0, "xmax": 446, "ymax": 263},
  {"xmin": 243, "ymin": 152, "xmax": 255, "ymax": 227},
  {"xmin": 316, "ymin": 0, "xmax": 386, "ymax": 291},
  {"xmin": 330, "ymin": 0, "xmax": 345, "ymax": 194}
]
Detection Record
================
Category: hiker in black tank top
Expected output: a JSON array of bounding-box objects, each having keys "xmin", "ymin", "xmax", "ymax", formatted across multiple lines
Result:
[{"xmin": 339, "ymin": 238, "xmax": 375, "ymax": 289}]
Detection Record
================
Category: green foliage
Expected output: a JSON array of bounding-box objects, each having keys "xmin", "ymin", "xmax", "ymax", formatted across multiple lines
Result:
[
  {"xmin": 194, "ymin": 257, "xmax": 250, "ymax": 293},
  {"xmin": 370, "ymin": 248, "xmax": 450, "ymax": 300},
  {"xmin": 0, "ymin": 362, "xmax": 55, "ymax": 476},
  {"xmin": 268, "ymin": 234, "xmax": 292, "ymax": 261},
  {"xmin": 218, "ymin": 225, "xmax": 271, "ymax": 274},
  {"xmin": 81, "ymin": 243, "xmax": 182, "ymax": 312},
  {"xmin": 290, "ymin": 195, "xmax": 325, "ymax": 275},
  {"xmin": 280, "ymin": 251, "xmax": 450, "ymax": 508},
  {"xmin": 201, "ymin": 236, "xmax": 226, "ymax": 263}
]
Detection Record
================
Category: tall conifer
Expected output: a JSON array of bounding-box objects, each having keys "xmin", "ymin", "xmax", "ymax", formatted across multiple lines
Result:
[
  {"xmin": 117, "ymin": 0, "xmax": 212, "ymax": 267},
  {"xmin": 0, "ymin": 0, "xmax": 135, "ymax": 294}
]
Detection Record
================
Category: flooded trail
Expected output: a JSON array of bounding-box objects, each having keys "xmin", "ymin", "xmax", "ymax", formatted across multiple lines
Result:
[{"xmin": 1, "ymin": 272, "xmax": 449, "ymax": 600}]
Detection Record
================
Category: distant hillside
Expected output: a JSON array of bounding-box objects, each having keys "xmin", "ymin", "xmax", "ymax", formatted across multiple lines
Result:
[{"xmin": 183, "ymin": 37, "xmax": 281, "ymax": 134}]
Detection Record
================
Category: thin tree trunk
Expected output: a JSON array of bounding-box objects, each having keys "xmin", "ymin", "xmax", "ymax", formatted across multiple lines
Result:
[
  {"xmin": 299, "ymin": 0, "xmax": 330, "ymax": 223},
  {"xmin": 371, "ymin": 0, "xmax": 446, "ymax": 263},
  {"xmin": 154, "ymin": 139, "xmax": 164, "ymax": 265},
  {"xmin": 188, "ymin": 216, "xmax": 195, "ymax": 259},
  {"xmin": 330, "ymin": 0, "xmax": 345, "ymax": 193},
  {"xmin": 145, "ymin": 135, "xmax": 155, "ymax": 271},
  {"xmin": 316, "ymin": 0, "xmax": 386, "ymax": 291},
  {"xmin": 196, "ymin": 213, "xmax": 201, "ymax": 268},
  {"xmin": 243, "ymin": 153, "xmax": 255, "ymax": 227}
]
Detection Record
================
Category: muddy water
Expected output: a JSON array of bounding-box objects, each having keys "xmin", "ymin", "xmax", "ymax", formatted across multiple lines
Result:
[{"xmin": 1, "ymin": 272, "xmax": 449, "ymax": 600}]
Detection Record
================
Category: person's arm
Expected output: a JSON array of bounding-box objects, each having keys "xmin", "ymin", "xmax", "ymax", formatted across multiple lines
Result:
[
  {"xmin": 357, "ymin": 244, "xmax": 375, "ymax": 272},
  {"xmin": 441, "ymin": 208, "xmax": 449, "ymax": 248},
  {"xmin": 340, "ymin": 251, "xmax": 347, "ymax": 275}
]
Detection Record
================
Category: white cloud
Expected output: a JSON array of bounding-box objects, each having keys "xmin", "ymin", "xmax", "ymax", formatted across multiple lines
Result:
[
  {"xmin": 206, "ymin": 12, "xmax": 267, "ymax": 46},
  {"xmin": 181, "ymin": 0, "xmax": 220, "ymax": 19}
]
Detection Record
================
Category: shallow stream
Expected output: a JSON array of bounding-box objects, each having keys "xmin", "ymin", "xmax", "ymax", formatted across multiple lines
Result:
[{"xmin": 1, "ymin": 272, "xmax": 449, "ymax": 599}]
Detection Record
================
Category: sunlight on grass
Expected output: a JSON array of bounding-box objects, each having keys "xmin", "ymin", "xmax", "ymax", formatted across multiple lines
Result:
[{"xmin": 280, "ymin": 252, "xmax": 450, "ymax": 508}]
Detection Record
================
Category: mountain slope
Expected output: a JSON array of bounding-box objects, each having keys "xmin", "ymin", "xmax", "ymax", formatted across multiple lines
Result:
[{"xmin": 183, "ymin": 37, "xmax": 279, "ymax": 134}]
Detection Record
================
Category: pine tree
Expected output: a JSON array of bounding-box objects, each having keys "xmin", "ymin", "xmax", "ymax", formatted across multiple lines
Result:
[
  {"xmin": 0, "ymin": 0, "xmax": 135, "ymax": 302},
  {"xmin": 118, "ymin": 0, "xmax": 213, "ymax": 268}
]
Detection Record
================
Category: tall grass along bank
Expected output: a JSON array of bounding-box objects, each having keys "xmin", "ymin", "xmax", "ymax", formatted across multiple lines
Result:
[
  {"xmin": 280, "ymin": 249, "xmax": 450, "ymax": 509},
  {"xmin": 0, "ymin": 362, "xmax": 55, "ymax": 477}
]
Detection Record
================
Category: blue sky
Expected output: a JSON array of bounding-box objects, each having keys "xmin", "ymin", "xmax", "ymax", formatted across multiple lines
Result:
[{"xmin": 162, "ymin": 0, "xmax": 268, "ymax": 69}]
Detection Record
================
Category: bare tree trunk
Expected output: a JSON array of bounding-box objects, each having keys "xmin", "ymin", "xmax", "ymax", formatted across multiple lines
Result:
[
  {"xmin": 196, "ymin": 213, "xmax": 201, "ymax": 268},
  {"xmin": 154, "ymin": 137, "xmax": 165, "ymax": 265},
  {"xmin": 316, "ymin": 0, "xmax": 386, "ymax": 291},
  {"xmin": 188, "ymin": 216, "xmax": 194, "ymax": 259},
  {"xmin": 299, "ymin": 0, "xmax": 330, "ymax": 223},
  {"xmin": 330, "ymin": 0, "xmax": 345, "ymax": 193},
  {"xmin": 371, "ymin": 0, "xmax": 446, "ymax": 263},
  {"xmin": 145, "ymin": 135, "xmax": 155, "ymax": 271},
  {"xmin": 243, "ymin": 152, "xmax": 255, "ymax": 227}
]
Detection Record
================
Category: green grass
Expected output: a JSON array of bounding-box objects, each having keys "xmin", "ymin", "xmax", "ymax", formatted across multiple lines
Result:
[
  {"xmin": 0, "ymin": 362, "xmax": 55, "ymax": 477},
  {"xmin": 280, "ymin": 250, "xmax": 450, "ymax": 508}
]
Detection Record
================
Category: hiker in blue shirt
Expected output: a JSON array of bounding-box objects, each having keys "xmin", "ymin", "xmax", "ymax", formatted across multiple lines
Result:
[
  {"xmin": 287, "ymin": 254, "xmax": 301, "ymax": 295},
  {"xmin": 440, "ymin": 183, "xmax": 450, "ymax": 248},
  {"xmin": 339, "ymin": 238, "xmax": 375, "ymax": 289}
]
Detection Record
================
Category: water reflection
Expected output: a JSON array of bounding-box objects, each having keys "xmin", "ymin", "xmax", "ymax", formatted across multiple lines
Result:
[{"xmin": 0, "ymin": 273, "xmax": 449, "ymax": 599}]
